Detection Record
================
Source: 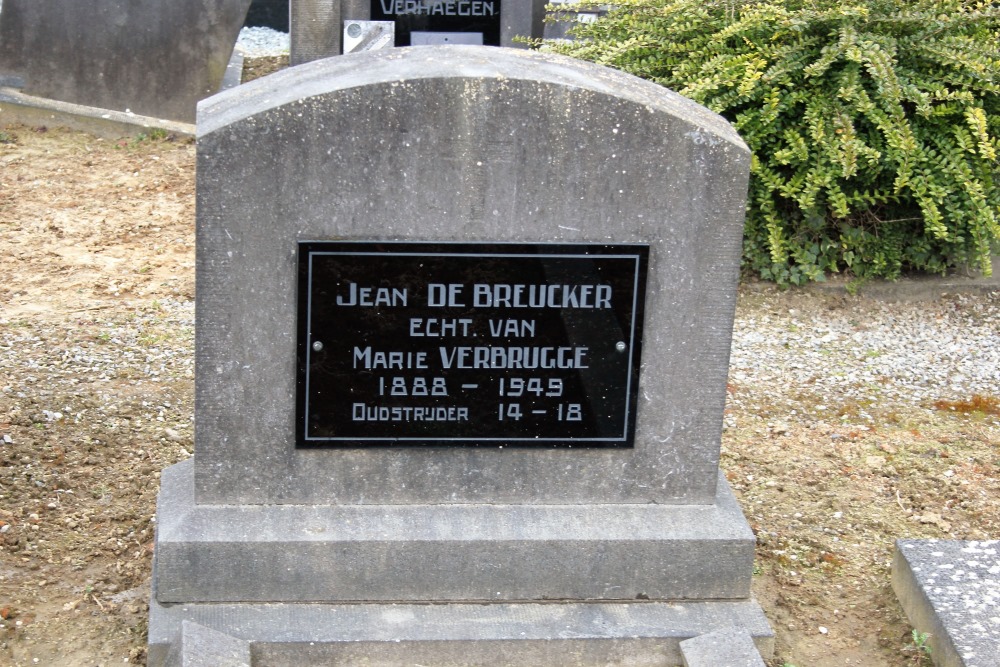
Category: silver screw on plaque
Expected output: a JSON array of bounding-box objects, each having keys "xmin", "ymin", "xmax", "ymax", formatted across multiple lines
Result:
[
  {"xmin": 616, "ymin": 341, "xmax": 627, "ymax": 352},
  {"xmin": 312, "ymin": 341, "xmax": 324, "ymax": 352},
  {"xmin": 343, "ymin": 21, "xmax": 395, "ymax": 53}
]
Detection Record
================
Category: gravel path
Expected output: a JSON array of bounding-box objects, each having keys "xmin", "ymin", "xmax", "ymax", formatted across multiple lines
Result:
[
  {"xmin": 0, "ymin": 299, "xmax": 195, "ymax": 440},
  {"xmin": 727, "ymin": 290, "xmax": 999, "ymax": 428},
  {"xmin": 236, "ymin": 26, "xmax": 290, "ymax": 57}
]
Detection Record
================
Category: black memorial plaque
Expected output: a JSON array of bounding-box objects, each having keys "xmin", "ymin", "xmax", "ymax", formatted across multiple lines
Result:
[
  {"xmin": 370, "ymin": 0, "xmax": 501, "ymax": 46},
  {"xmin": 296, "ymin": 242, "xmax": 648, "ymax": 447}
]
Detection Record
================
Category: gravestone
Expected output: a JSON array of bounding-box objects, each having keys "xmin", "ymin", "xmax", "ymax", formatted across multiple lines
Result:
[
  {"xmin": 148, "ymin": 46, "xmax": 772, "ymax": 665},
  {"xmin": 0, "ymin": 0, "xmax": 251, "ymax": 123},
  {"xmin": 290, "ymin": 0, "xmax": 542, "ymax": 63}
]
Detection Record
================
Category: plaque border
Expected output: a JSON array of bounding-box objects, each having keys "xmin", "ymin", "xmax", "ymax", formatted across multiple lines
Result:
[{"xmin": 296, "ymin": 241, "xmax": 649, "ymax": 448}]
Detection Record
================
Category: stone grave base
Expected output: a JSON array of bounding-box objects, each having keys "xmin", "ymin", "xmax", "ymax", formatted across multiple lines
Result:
[
  {"xmin": 148, "ymin": 460, "xmax": 772, "ymax": 665},
  {"xmin": 149, "ymin": 598, "xmax": 773, "ymax": 666}
]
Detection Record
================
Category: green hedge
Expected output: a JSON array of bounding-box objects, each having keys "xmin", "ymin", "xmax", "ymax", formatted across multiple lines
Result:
[{"xmin": 544, "ymin": 0, "xmax": 1000, "ymax": 284}]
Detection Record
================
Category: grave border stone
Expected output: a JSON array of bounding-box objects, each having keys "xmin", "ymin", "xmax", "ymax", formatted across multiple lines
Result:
[{"xmin": 893, "ymin": 539, "xmax": 1000, "ymax": 667}]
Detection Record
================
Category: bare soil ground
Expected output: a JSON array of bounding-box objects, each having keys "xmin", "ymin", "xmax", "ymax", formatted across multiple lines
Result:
[
  {"xmin": 1, "ymin": 124, "xmax": 195, "ymax": 667},
  {"xmin": 0, "ymin": 118, "xmax": 997, "ymax": 667}
]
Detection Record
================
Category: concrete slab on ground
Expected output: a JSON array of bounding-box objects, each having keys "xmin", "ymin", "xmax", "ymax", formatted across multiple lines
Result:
[{"xmin": 893, "ymin": 539, "xmax": 1000, "ymax": 667}]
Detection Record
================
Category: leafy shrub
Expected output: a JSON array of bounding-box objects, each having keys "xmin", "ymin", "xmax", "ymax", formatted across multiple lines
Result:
[{"xmin": 544, "ymin": 0, "xmax": 1000, "ymax": 284}]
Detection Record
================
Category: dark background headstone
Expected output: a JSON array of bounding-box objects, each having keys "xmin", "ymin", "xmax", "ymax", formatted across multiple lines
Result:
[
  {"xmin": 245, "ymin": 0, "xmax": 289, "ymax": 31},
  {"xmin": 370, "ymin": 0, "xmax": 502, "ymax": 46},
  {"xmin": 291, "ymin": 0, "xmax": 542, "ymax": 63}
]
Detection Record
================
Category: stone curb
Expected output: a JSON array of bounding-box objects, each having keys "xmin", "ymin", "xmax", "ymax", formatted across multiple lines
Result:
[
  {"xmin": 800, "ymin": 255, "xmax": 999, "ymax": 302},
  {"xmin": 0, "ymin": 86, "xmax": 195, "ymax": 140}
]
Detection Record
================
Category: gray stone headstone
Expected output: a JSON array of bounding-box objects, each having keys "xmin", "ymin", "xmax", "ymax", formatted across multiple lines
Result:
[
  {"xmin": 148, "ymin": 46, "xmax": 771, "ymax": 665},
  {"xmin": 893, "ymin": 539, "xmax": 1000, "ymax": 667},
  {"xmin": 194, "ymin": 46, "xmax": 748, "ymax": 507},
  {"xmin": 0, "ymin": 0, "xmax": 251, "ymax": 123}
]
